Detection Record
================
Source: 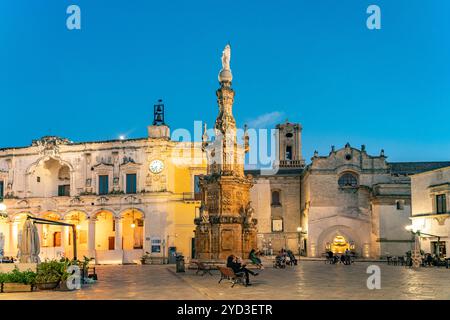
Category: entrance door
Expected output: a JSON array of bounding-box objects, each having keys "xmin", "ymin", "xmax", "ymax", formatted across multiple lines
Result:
[
  {"xmin": 168, "ymin": 247, "xmax": 177, "ymax": 264},
  {"xmin": 330, "ymin": 235, "xmax": 350, "ymax": 254},
  {"xmin": 53, "ymin": 232, "xmax": 62, "ymax": 247},
  {"xmin": 108, "ymin": 236, "xmax": 115, "ymax": 250}
]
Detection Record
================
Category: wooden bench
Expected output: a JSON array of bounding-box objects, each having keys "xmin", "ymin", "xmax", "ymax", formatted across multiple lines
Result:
[
  {"xmin": 217, "ymin": 266, "xmax": 246, "ymax": 288},
  {"xmin": 193, "ymin": 261, "xmax": 213, "ymax": 276}
]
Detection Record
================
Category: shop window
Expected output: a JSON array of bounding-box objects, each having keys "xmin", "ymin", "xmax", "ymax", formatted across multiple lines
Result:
[{"xmin": 151, "ymin": 237, "xmax": 161, "ymax": 253}]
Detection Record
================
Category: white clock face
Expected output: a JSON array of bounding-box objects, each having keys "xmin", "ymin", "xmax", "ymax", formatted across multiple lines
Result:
[{"xmin": 149, "ymin": 159, "xmax": 164, "ymax": 174}]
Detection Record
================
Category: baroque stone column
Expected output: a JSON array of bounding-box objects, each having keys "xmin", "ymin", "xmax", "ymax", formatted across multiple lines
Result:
[{"xmin": 194, "ymin": 44, "xmax": 257, "ymax": 261}]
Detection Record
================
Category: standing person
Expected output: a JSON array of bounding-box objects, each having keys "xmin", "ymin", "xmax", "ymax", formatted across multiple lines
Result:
[
  {"xmin": 227, "ymin": 255, "xmax": 259, "ymax": 286},
  {"xmin": 344, "ymin": 249, "xmax": 351, "ymax": 265}
]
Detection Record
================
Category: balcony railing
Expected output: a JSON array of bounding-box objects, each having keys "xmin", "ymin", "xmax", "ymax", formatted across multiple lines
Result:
[
  {"xmin": 279, "ymin": 160, "xmax": 305, "ymax": 168},
  {"xmin": 182, "ymin": 192, "xmax": 202, "ymax": 201}
]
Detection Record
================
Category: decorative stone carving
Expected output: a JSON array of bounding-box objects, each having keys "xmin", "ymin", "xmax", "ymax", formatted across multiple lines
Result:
[{"xmin": 32, "ymin": 136, "xmax": 70, "ymax": 156}]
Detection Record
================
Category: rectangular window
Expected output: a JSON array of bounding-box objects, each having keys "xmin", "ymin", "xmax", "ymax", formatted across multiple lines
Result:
[
  {"xmin": 126, "ymin": 173, "xmax": 137, "ymax": 194},
  {"xmin": 58, "ymin": 185, "xmax": 70, "ymax": 197},
  {"xmin": 151, "ymin": 238, "xmax": 161, "ymax": 253},
  {"xmin": 272, "ymin": 219, "xmax": 283, "ymax": 232},
  {"xmin": 0, "ymin": 181, "xmax": 3, "ymax": 200},
  {"xmin": 194, "ymin": 175, "xmax": 201, "ymax": 200},
  {"xmin": 99, "ymin": 175, "xmax": 109, "ymax": 195},
  {"xmin": 436, "ymin": 194, "xmax": 447, "ymax": 214}
]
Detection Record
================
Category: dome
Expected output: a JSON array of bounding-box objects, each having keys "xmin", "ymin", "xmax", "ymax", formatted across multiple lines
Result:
[{"xmin": 218, "ymin": 68, "xmax": 233, "ymax": 83}]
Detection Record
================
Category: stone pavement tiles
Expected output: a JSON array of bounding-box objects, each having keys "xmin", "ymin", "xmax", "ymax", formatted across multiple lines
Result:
[{"xmin": 1, "ymin": 262, "xmax": 449, "ymax": 300}]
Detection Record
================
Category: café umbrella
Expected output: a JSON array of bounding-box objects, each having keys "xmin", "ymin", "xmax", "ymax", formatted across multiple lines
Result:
[
  {"xmin": 19, "ymin": 219, "xmax": 41, "ymax": 263},
  {"xmin": 0, "ymin": 232, "xmax": 4, "ymax": 261}
]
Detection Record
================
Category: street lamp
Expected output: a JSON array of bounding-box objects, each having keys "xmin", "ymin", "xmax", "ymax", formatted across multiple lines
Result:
[{"xmin": 296, "ymin": 227, "xmax": 307, "ymax": 256}]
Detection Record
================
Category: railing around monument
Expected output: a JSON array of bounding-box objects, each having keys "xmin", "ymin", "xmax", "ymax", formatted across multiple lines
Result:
[{"xmin": 182, "ymin": 192, "xmax": 202, "ymax": 201}]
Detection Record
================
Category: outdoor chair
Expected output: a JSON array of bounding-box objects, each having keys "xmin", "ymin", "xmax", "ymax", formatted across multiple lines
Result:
[
  {"xmin": 194, "ymin": 261, "xmax": 213, "ymax": 276},
  {"xmin": 217, "ymin": 266, "xmax": 246, "ymax": 288}
]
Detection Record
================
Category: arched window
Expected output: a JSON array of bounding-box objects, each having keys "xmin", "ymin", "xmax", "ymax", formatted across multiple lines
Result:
[
  {"xmin": 338, "ymin": 173, "xmax": 358, "ymax": 188},
  {"xmin": 271, "ymin": 190, "xmax": 281, "ymax": 206}
]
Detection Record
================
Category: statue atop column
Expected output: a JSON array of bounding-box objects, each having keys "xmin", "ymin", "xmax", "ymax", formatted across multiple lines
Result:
[{"xmin": 218, "ymin": 44, "xmax": 233, "ymax": 83}]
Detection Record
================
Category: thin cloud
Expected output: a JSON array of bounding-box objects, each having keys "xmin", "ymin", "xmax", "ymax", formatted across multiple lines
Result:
[{"xmin": 246, "ymin": 111, "xmax": 285, "ymax": 129}]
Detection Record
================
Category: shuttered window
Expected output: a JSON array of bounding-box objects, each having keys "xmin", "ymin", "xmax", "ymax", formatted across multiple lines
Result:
[
  {"xmin": 99, "ymin": 175, "xmax": 109, "ymax": 195},
  {"xmin": 126, "ymin": 174, "xmax": 137, "ymax": 194}
]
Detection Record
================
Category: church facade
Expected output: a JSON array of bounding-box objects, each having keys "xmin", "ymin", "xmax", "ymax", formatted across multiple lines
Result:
[{"xmin": 249, "ymin": 121, "xmax": 450, "ymax": 259}]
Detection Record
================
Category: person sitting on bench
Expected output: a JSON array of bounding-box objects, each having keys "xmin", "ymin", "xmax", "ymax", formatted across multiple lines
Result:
[
  {"xmin": 227, "ymin": 255, "xmax": 258, "ymax": 286},
  {"xmin": 248, "ymin": 249, "xmax": 264, "ymax": 269}
]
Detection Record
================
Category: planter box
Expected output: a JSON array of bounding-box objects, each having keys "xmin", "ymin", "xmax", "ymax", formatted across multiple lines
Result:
[
  {"xmin": 2, "ymin": 283, "xmax": 34, "ymax": 293},
  {"xmin": 36, "ymin": 282, "xmax": 59, "ymax": 290}
]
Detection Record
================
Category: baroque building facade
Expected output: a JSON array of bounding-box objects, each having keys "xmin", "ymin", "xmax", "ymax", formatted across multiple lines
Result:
[
  {"xmin": 411, "ymin": 165, "xmax": 450, "ymax": 257},
  {"xmin": 0, "ymin": 113, "xmax": 206, "ymax": 264},
  {"xmin": 249, "ymin": 120, "xmax": 450, "ymax": 259}
]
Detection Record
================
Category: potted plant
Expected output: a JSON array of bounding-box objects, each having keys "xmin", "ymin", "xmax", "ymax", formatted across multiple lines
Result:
[
  {"xmin": 35, "ymin": 260, "xmax": 65, "ymax": 290},
  {"xmin": 0, "ymin": 267, "xmax": 36, "ymax": 293}
]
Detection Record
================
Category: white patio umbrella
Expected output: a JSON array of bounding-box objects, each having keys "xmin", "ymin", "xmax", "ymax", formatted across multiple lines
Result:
[
  {"xmin": 0, "ymin": 232, "xmax": 4, "ymax": 262},
  {"xmin": 19, "ymin": 219, "xmax": 41, "ymax": 263},
  {"xmin": 412, "ymin": 233, "xmax": 422, "ymax": 268}
]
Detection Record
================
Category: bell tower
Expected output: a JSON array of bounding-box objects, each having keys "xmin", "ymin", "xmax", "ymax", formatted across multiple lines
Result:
[
  {"xmin": 194, "ymin": 45, "xmax": 258, "ymax": 260},
  {"xmin": 148, "ymin": 99, "xmax": 170, "ymax": 139},
  {"xmin": 276, "ymin": 121, "xmax": 305, "ymax": 168}
]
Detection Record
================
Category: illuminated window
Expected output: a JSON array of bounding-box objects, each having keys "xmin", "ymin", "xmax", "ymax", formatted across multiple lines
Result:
[
  {"xmin": 272, "ymin": 219, "xmax": 283, "ymax": 232},
  {"xmin": 338, "ymin": 173, "xmax": 358, "ymax": 188}
]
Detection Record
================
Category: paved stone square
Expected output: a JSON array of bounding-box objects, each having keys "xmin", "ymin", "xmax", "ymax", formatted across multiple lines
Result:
[{"xmin": 1, "ymin": 261, "xmax": 449, "ymax": 300}]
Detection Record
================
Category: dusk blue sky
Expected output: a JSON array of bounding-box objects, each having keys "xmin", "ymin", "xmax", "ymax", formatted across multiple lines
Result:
[{"xmin": 1, "ymin": 0, "xmax": 449, "ymax": 163}]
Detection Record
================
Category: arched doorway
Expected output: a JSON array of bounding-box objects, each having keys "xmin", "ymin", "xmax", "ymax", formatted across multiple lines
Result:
[
  {"xmin": 94, "ymin": 210, "xmax": 115, "ymax": 251},
  {"xmin": 317, "ymin": 225, "xmax": 360, "ymax": 257},
  {"xmin": 121, "ymin": 208, "xmax": 144, "ymax": 264},
  {"xmin": 326, "ymin": 235, "xmax": 355, "ymax": 254},
  {"xmin": 40, "ymin": 212, "xmax": 64, "ymax": 260},
  {"xmin": 64, "ymin": 211, "xmax": 88, "ymax": 259}
]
